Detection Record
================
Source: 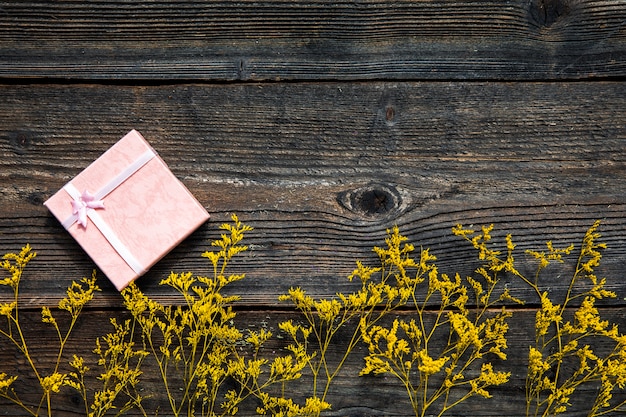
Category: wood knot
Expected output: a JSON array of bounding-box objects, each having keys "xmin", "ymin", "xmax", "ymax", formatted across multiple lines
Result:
[
  {"xmin": 337, "ymin": 184, "xmax": 401, "ymax": 217},
  {"xmin": 69, "ymin": 393, "xmax": 82, "ymax": 406},
  {"xmin": 385, "ymin": 105, "xmax": 395, "ymax": 124},
  {"xmin": 8, "ymin": 130, "xmax": 34, "ymax": 155},
  {"xmin": 27, "ymin": 191, "xmax": 46, "ymax": 206},
  {"xmin": 529, "ymin": 0, "xmax": 569, "ymax": 28}
]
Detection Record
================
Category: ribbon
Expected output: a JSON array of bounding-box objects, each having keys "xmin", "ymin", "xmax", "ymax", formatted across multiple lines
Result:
[
  {"xmin": 61, "ymin": 149, "xmax": 156, "ymax": 275},
  {"xmin": 71, "ymin": 190, "xmax": 105, "ymax": 228}
]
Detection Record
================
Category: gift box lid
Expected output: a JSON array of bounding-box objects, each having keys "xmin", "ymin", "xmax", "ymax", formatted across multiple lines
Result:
[{"xmin": 44, "ymin": 130, "xmax": 210, "ymax": 291}]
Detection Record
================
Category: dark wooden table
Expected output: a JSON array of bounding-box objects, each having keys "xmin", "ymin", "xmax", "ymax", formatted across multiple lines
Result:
[{"xmin": 1, "ymin": 1, "xmax": 626, "ymax": 416}]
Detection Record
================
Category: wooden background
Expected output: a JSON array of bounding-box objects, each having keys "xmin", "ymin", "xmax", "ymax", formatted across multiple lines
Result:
[{"xmin": 1, "ymin": 1, "xmax": 626, "ymax": 416}]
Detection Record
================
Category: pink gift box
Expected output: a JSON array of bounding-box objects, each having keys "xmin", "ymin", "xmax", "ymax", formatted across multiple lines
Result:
[{"xmin": 44, "ymin": 130, "xmax": 210, "ymax": 291}]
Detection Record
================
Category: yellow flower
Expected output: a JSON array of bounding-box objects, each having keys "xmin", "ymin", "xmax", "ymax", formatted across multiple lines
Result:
[
  {"xmin": 399, "ymin": 319, "xmax": 422, "ymax": 342},
  {"xmin": 314, "ymin": 299, "xmax": 341, "ymax": 322},
  {"xmin": 528, "ymin": 347, "xmax": 550, "ymax": 377},
  {"xmin": 449, "ymin": 312, "xmax": 482, "ymax": 351},
  {"xmin": 471, "ymin": 365, "xmax": 510, "ymax": 400},
  {"xmin": 58, "ymin": 275, "xmax": 100, "ymax": 315},
  {"xmin": 160, "ymin": 271, "xmax": 194, "ymax": 293},
  {"xmin": 0, "ymin": 302, "xmax": 15, "ymax": 317},
  {"xmin": 572, "ymin": 296, "xmax": 609, "ymax": 333},
  {"xmin": 0, "ymin": 373, "xmax": 17, "ymax": 392},
  {"xmin": 69, "ymin": 354, "xmax": 89, "ymax": 375},
  {"xmin": 483, "ymin": 310, "xmax": 511, "ymax": 360},
  {"xmin": 270, "ymin": 355, "xmax": 305, "ymax": 380},
  {"xmin": 1, "ymin": 245, "xmax": 35, "ymax": 289},
  {"xmin": 417, "ymin": 350, "xmax": 449, "ymax": 376},
  {"xmin": 536, "ymin": 292, "xmax": 562, "ymax": 337},
  {"xmin": 467, "ymin": 276, "xmax": 484, "ymax": 299},
  {"xmin": 478, "ymin": 362, "xmax": 510, "ymax": 386},
  {"xmin": 418, "ymin": 248, "xmax": 437, "ymax": 272},
  {"xmin": 246, "ymin": 328, "xmax": 272, "ymax": 350},
  {"xmin": 526, "ymin": 241, "xmax": 574, "ymax": 271},
  {"xmin": 360, "ymin": 355, "xmax": 392, "ymax": 375},
  {"xmin": 41, "ymin": 306, "xmax": 55, "ymax": 324},
  {"xmin": 279, "ymin": 287, "xmax": 314, "ymax": 310},
  {"xmin": 348, "ymin": 260, "xmax": 380, "ymax": 284},
  {"xmin": 547, "ymin": 385, "xmax": 575, "ymax": 412},
  {"xmin": 451, "ymin": 224, "xmax": 474, "ymax": 238},
  {"xmin": 302, "ymin": 396, "xmax": 331, "ymax": 415},
  {"xmin": 499, "ymin": 288, "xmax": 525, "ymax": 305},
  {"xmin": 41, "ymin": 373, "xmax": 68, "ymax": 393}
]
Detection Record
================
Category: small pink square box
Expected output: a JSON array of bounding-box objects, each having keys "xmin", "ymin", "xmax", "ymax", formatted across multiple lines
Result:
[{"xmin": 44, "ymin": 130, "xmax": 210, "ymax": 291}]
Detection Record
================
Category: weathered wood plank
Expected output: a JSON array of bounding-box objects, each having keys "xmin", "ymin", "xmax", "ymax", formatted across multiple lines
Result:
[
  {"xmin": 0, "ymin": 309, "xmax": 624, "ymax": 416},
  {"xmin": 1, "ymin": 0, "xmax": 626, "ymax": 81},
  {"xmin": 0, "ymin": 82, "xmax": 625, "ymax": 308}
]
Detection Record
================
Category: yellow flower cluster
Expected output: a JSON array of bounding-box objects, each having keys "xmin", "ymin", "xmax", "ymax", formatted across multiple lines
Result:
[
  {"xmin": 417, "ymin": 350, "xmax": 449, "ymax": 376},
  {"xmin": 256, "ymin": 393, "xmax": 330, "ymax": 417},
  {"xmin": 41, "ymin": 373, "xmax": 68, "ymax": 394},
  {"xmin": 0, "ymin": 244, "xmax": 35, "ymax": 289},
  {"xmin": 0, "ymin": 373, "xmax": 17, "ymax": 393},
  {"xmin": 535, "ymin": 292, "xmax": 562, "ymax": 338},
  {"xmin": 58, "ymin": 275, "xmax": 100, "ymax": 316},
  {"xmin": 2, "ymin": 217, "xmax": 626, "ymax": 417},
  {"xmin": 286, "ymin": 225, "xmax": 513, "ymax": 417},
  {"xmin": 120, "ymin": 214, "xmax": 324, "ymax": 417},
  {"xmin": 526, "ymin": 240, "xmax": 574, "ymax": 272},
  {"xmin": 121, "ymin": 216, "xmax": 251, "ymax": 416},
  {"xmin": 0, "ymin": 245, "xmax": 144, "ymax": 417},
  {"xmin": 457, "ymin": 221, "xmax": 626, "ymax": 417}
]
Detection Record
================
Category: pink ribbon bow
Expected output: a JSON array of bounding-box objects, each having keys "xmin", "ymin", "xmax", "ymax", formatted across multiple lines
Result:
[{"xmin": 71, "ymin": 190, "xmax": 105, "ymax": 228}]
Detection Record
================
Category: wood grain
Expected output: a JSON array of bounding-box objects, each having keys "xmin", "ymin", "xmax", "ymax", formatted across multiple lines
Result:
[
  {"xmin": 1, "ymin": 0, "xmax": 626, "ymax": 81},
  {"xmin": 1, "ymin": 82, "xmax": 625, "ymax": 308},
  {"xmin": 1, "ymin": 1, "xmax": 626, "ymax": 415}
]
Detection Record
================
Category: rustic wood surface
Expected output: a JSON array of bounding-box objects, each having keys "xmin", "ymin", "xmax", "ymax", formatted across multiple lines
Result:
[{"xmin": 1, "ymin": 1, "xmax": 626, "ymax": 416}]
